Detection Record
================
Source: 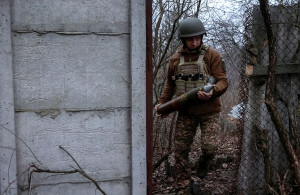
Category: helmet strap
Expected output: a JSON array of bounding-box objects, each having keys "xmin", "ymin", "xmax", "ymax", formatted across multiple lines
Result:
[
  {"xmin": 181, "ymin": 35, "xmax": 204, "ymax": 52},
  {"xmin": 181, "ymin": 36, "xmax": 203, "ymax": 53}
]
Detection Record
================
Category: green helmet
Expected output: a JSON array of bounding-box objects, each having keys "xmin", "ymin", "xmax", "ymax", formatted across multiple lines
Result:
[{"xmin": 178, "ymin": 18, "xmax": 206, "ymax": 39}]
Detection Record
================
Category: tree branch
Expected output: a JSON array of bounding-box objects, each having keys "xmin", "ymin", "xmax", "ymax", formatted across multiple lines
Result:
[
  {"xmin": 194, "ymin": 0, "xmax": 202, "ymax": 18},
  {"xmin": 153, "ymin": 0, "xmax": 197, "ymax": 81},
  {"xmin": 254, "ymin": 124, "xmax": 272, "ymax": 191},
  {"xmin": 26, "ymin": 147, "xmax": 107, "ymax": 195},
  {"xmin": 59, "ymin": 146, "xmax": 107, "ymax": 195},
  {"xmin": 153, "ymin": 0, "xmax": 165, "ymax": 54},
  {"xmin": 0, "ymin": 124, "xmax": 44, "ymax": 167}
]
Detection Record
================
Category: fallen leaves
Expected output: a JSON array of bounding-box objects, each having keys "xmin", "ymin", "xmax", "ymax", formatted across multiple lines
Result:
[{"xmin": 153, "ymin": 130, "xmax": 242, "ymax": 194}]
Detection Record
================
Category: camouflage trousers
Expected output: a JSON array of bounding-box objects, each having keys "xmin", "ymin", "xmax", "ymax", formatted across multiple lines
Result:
[{"xmin": 174, "ymin": 112, "xmax": 220, "ymax": 192}]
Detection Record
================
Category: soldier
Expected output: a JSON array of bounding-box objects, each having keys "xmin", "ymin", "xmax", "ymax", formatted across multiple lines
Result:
[{"xmin": 155, "ymin": 17, "xmax": 228, "ymax": 194}]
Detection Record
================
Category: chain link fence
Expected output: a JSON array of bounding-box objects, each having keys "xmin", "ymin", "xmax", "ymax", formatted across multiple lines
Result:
[{"xmin": 237, "ymin": 2, "xmax": 300, "ymax": 194}]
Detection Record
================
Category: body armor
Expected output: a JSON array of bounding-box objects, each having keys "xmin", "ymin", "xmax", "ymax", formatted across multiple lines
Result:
[{"xmin": 173, "ymin": 45, "xmax": 210, "ymax": 96}]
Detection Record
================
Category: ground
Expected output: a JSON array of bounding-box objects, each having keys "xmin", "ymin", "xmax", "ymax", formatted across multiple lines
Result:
[{"xmin": 153, "ymin": 124, "xmax": 242, "ymax": 194}]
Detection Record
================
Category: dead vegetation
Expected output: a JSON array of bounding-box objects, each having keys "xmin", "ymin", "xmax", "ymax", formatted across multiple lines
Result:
[{"xmin": 153, "ymin": 117, "xmax": 243, "ymax": 194}]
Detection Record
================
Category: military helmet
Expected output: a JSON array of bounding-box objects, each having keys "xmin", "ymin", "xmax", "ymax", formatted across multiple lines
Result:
[{"xmin": 178, "ymin": 17, "xmax": 206, "ymax": 39}]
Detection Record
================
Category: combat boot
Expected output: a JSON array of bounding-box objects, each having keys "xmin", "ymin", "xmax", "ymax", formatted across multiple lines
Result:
[
  {"xmin": 165, "ymin": 161, "xmax": 177, "ymax": 178},
  {"xmin": 190, "ymin": 180, "xmax": 214, "ymax": 195},
  {"xmin": 196, "ymin": 154, "xmax": 215, "ymax": 179},
  {"xmin": 190, "ymin": 180, "xmax": 201, "ymax": 195}
]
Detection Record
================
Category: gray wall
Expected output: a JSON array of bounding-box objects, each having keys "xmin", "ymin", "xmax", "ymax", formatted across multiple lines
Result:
[
  {"xmin": 0, "ymin": 1, "xmax": 18, "ymax": 195},
  {"xmin": 0, "ymin": 0, "xmax": 147, "ymax": 194}
]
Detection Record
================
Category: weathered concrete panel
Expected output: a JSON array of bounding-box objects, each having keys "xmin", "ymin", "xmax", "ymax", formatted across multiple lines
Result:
[
  {"xmin": 15, "ymin": 109, "xmax": 130, "ymax": 191},
  {"xmin": 11, "ymin": 0, "xmax": 129, "ymax": 33},
  {"xmin": 8, "ymin": 0, "xmax": 147, "ymax": 193},
  {"xmin": 20, "ymin": 180, "xmax": 130, "ymax": 195},
  {"xmin": 0, "ymin": 1, "xmax": 18, "ymax": 194},
  {"xmin": 252, "ymin": 6, "xmax": 300, "ymax": 65},
  {"xmin": 13, "ymin": 33, "xmax": 130, "ymax": 110},
  {"xmin": 130, "ymin": 0, "xmax": 147, "ymax": 194}
]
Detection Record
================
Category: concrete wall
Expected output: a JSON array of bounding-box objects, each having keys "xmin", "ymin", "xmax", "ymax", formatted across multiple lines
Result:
[
  {"xmin": 0, "ymin": 1, "xmax": 18, "ymax": 194},
  {"xmin": 0, "ymin": 0, "xmax": 147, "ymax": 194}
]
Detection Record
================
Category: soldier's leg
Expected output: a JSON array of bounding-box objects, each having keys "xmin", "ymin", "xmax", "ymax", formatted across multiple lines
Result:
[
  {"xmin": 197, "ymin": 112, "xmax": 221, "ymax": 178},
  {"xmin": 174, "ymin": 114, "xmax": 198, "ymax": 193}
]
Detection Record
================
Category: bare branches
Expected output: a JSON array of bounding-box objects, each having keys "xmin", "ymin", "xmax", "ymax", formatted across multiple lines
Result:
[
  {"xmin": 276, "ymin": 171, "xmax": 292, "ymax": 195},
  {"xmin": 27, "ymin": 146, "xmax": 107, "ymax": 195},
  {"xmin": 0, "ymin": 124, "xmax": 44, "ymax": 167},
  {"xmin": 265, "ymin": 170, "xmax": 292, "ymax": 195},
  {"xmin": 59, "ymin": 146, "xmax": 106, "ymax": 195},
  {"xmin": 2, "ymin": 166, "xmax": 32, "ymax": 195},
  {"xmin": 59, "ymin": 146, "xmax": 83, "ymax": 171},
  {"xmin": 0, "ymin": 126, "xmax": 107, "ymax": 194},
  {"xmin": 153, "ymin": 0, "xmax": 165, "ymax": 54},
  {"xmin": 194, "ymin": 0, "xmax": 202, "ymax": 18},
  {"xmin": 275, "ymin": 86, "xmax": 300, "ymax": 153},
  {"xmin": 254, "ymin": 124, "xmax": 272, "ymax": 192}
]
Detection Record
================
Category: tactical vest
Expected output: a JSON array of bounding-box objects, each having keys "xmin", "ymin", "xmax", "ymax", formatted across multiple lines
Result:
[{"xmin": 173, "ymin": 44, "xmax": 210, "ymax": 96}]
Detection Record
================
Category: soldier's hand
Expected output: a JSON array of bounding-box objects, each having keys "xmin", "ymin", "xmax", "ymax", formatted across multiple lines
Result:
[
  {"xmin": 155, "ymin": 104, "xmax": 168, "ymax": 118},
  {"xmin": 197, "ymin": 89, "xmax": 213, "ymax": 100}
]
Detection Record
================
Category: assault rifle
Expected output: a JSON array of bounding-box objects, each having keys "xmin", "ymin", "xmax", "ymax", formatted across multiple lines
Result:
[{"xmin": 157, "ymin": 76, "xmax": 216, "ymax": 115}]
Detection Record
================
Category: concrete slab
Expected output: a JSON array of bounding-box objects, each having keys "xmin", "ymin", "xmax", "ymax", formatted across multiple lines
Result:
[
  {"xmin": 11, "ymin": 0, "xmax": 129, "ymax": 33},
  {"xmin": 0, "ymin": 1, "xmax": 18, "ymax": 194},
  {"xmin": 20, "ymin": 180, "xmax": 130, "ymax": 195},
  {"xmin": 15, "ymin": 109, "xmax": 130, "ymax": 186},
  {"xmin": 13, "ymin": 33, "xmax": 130, "ymax": 110}
]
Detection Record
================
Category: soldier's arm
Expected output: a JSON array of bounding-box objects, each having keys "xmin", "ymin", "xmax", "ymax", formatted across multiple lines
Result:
[
  {"xmin": 158, "ymin": 59, "xmax": 176, "ymax": 104},
  {"xmin": 209, "ymin": 52, "xmax": 228, "ymax": 97}
]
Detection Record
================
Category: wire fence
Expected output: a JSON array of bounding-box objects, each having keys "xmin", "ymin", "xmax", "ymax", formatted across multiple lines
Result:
[{"xmin": 236, "ymin": 3, "xmax": 300, "ymax": 194}]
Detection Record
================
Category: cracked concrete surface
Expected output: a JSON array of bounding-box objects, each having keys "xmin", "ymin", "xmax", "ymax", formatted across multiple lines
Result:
[{"xmin": 1, "ymin": 0, "xmax": 146, "ymax": 194}]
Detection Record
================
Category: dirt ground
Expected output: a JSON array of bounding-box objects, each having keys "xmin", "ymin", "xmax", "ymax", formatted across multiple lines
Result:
[{"xmin": 152, "ymin": 125, "xmax": 243, "ymax": 194}]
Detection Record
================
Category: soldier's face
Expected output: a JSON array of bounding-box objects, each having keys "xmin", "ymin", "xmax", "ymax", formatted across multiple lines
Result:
[{"xmin": 185, "ymin": 35, "xmax": 202, "ymax": 50}]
